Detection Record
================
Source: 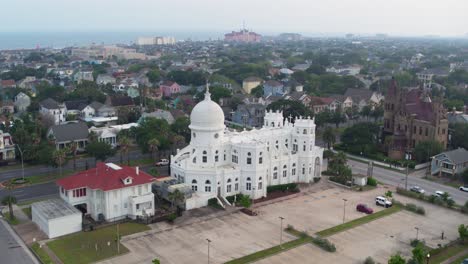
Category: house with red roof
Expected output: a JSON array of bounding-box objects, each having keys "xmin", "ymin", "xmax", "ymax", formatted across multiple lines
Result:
[
  {"xmin": 309, "ymin": 96, "xmax": 341, "ymax": 113},
  {"xmin": 160, "ymin": 81, "xmax": 181, "ymax": 97},
  {"xmin": 56, "ymin": 162, "xmax": 155, "ymax": 221}
]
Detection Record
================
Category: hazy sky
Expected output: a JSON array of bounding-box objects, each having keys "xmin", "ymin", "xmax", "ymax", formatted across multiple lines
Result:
[{"xmin": 2, "ymin": 0, "xmax": 468, "ymax": 36}]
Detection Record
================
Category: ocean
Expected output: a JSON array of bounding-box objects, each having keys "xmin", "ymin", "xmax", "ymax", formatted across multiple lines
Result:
[{"xmin": 0, "ymin": 31, "xmax": 225, "ymax": 50}]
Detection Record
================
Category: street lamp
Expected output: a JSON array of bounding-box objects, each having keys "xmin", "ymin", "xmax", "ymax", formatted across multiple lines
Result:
[
  {"xmin": 279, "ymin": 216, "xmax": 285, "ymax": 248},
  {"xmin": 415, "ymin": 227, "xmax": 419, "ymax": 240},
  {"xmin": 426, "ymin": 253, "xmax": 430, "ymax": 264},
  {"xmin": 17, "ymin": 145, "xmax": 25, "ymax": 181},
  {"xmin": 206, "ymin": 238, "xmax": 211, "ymax": 264},
  {"xmin": 342, "ymin": 199, "xmax": 348, "ymax": 223}
]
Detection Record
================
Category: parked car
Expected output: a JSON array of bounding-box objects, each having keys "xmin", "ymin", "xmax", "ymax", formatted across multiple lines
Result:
[
  {"xmin": 155, "ymin": 159, "xmax": 169, "ymax": 166},
  {"xmin": 410, "ymin": 186, "xmax": 425, "ymax": 194},
  {"xmin": 356, "ymin": 204, "xmax": 373, "ymax": 214},
  {"xmin": 434, "ymin": 191, "xmax": 452, "ymax": 200},
  {"xmin": 461, "ymin": 258, "xmax": 468, "ymax": 264},
  {"xmin": 459, "ymin": 186, "xmax": 468, "ymax": 192},
  {"xmin": 375, "ymin": 196, "xmax": 392, "ymax": 208}
]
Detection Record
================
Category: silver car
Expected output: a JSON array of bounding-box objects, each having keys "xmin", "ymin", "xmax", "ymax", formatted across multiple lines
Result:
[{"xmin": 410, "ymin": 186, "xmax": 425, "ymax": 194}]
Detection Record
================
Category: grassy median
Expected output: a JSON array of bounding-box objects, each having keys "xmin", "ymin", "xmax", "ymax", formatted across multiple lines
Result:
[
  {"xmin": 31, "ymin": 242, "xmax": 53, "ymax": 264},
  {"xmin": 47, "ymin": 222, "xmax": 150, "ymax": 264},
  {"xmin": 316, "ymin": 205, "xmax": 402, "ymax": 237}
]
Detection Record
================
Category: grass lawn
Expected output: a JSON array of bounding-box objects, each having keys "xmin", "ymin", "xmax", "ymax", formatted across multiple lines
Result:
[
  {"xmin": 47, "ymin": 222, "xmax": 150, "ymax": 264},
  {"xmin": 316, "ymin": 205, "xmax": 402, "ymax": 237},
  {"xmin": 3, "ymin": 212, "xmax": 20, "ymax": 225},
  {"xmin": 27, "ymin": 170, "xmax": 72, "ymax": 185},
  {"xmin": 452, "ymin": 253, "xmax": 468, "ymax": 264},
  {"xmin": 423, "ymin": 175, "xmax": 462, "ymax": 189},
  {"xmin": 17, "ymin": 198, "xmax": 48, "ymax": 206},
  {"xmin": 224, "ymin": 237, "xmax": 309, "ymax": 264},
  {"xmin": 125, "ymin": 158, "xmax": 154, "ymax": 167},
  {"xmin": 22, "ymin": 207, "xmax": 31, "ymax": 219},
  {"xmin": 31, "ymin": 242, "xmax": 53, "ymax": 264},
  {"xmin": 429, "ymin": 242, "xmax": 468, "ymax": 264}
]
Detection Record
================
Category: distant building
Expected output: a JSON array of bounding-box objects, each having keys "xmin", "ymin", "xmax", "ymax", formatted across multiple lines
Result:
[
  {"xmin": 56, "ymin": 162, "xmax": 155, "ymax": 222},
  {"xmin": 74, "ymin": 71, "xmax": 94, "ymax": 83},
  {"xmin": 140, "ymin": 109, "xmax": 175, "ymax": 125},
  {"xmin": 14, "ymin": 92, "xmax": 31, "ymax": 112},
  {"xmin": 0, "ymin": 130, "xmax": 15, "ymax": 163},
  {"xmin": 277, "ymin": 33, "xmax": 302, "ymax": 41},
  {"xmin": 224, "ymin": 29, "xmax": 261, "ymax": 43},
  {"xmin": 431, "ymin": 148, "xmax": 468, "ymax": 177},
  {"xmin": 96, "ymin": 74, "xmax": 116, "ymax": 85},
  {"xmin": 242, "ymin": 77, "xmax": 263, "ymax": 94},
  {"xmin": 136, "ymin": 36, "xmax": 176, "ymax": 45},
  {"xmin": 326, "ymin": 65, "xmax": 362, "ymax": 76},
  {"xmin": 309, "ymin": 97, "xmax": 341, "ymax": 113},
  {"xmin": 0, "ymin": 79, "xmax": 16, "ymax": 89},
  {"xmin": 160, "ymin": 81, "xmax": 181, "ymax": 97},
  {"xmin": 40, "ymin": 98, "xmax": 66, "ymax": 125},
  {"xmin": 47, "ymin": 122, "xmax": 89, "ymax": 150},
  {"xmin": 263, "ymin": 80, "xmax": 286, "ymax": 96},
  {"xmin": 383, "ymin": 79, "xmax": 449, "ymax": 160},
  {"xmin": 232, "ymin": 103, "xmax": 266, "ymax": 128}
]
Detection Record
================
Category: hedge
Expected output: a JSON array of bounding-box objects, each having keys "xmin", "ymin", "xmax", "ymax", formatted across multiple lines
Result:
[{"xmin": 267, "ymin": 183, "xmax": 299, "ymax": 193}]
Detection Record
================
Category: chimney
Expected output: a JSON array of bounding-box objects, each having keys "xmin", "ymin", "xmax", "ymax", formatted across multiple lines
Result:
[{"xmin": 136, "ymin": 166, "xmax": 139, "ymax": 175}]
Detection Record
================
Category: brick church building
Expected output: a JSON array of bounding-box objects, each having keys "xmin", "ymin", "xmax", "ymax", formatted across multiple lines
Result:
[{"xmin": 383, "ymin": 78, "xmax": 448, "ymax": 160}]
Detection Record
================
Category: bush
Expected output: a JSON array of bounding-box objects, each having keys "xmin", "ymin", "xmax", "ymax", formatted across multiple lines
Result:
[
  {"xmin": 239, "ymin": 195, "xmax": 252, "ymax": 208},
  {"xmin": 313, "ymin": 177, "xmax": 321, "ymax": 183},
  {"xmin": 226, "ymin": 194, "xmax": 243, "ymax": 205},
  {"xmin": 410, "ymin": 239, "xmax": 425, "ymax": 247},
  {"xmin": 208, "ymin": 198, "xmax": 223, "ymax": 209},
  {"xmin": 367, "ymin": 178, "xmax": 377, "ymax": 187},
  {"xmin": 167, "ymin": 213, "xmax": 177, "ymax": 223},
  {"xmin": 363, "ymin": 256, "xmax": 375, "ymax": 264},
  {"xmin": 286, "ymin": 224, "xmax": 294, "ymax": 231},
  {"xmin": 312, "ymin": 236, "xmax": 336, "ymax": 252},
  {"xmin": 267, "ymin": 183, "xmax": 299, "ymax": 193},
  {"xmin": 405, "ymin": 203, "xmax": 426, "ymax": 215}
]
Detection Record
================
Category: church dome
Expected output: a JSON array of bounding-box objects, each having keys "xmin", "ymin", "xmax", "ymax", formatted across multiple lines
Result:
[{"xmin": 189, "ymin": 87, "xmax": 225, "ymax": 131}]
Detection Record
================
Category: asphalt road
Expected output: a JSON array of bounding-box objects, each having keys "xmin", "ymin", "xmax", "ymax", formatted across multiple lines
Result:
[
  {"xmin": 0, "ymin": 165, "xmax": 169, "ymax": 202},
  {"xmin": 0, "ymin": 219, "xmax": 38, "ymax": 264},
  {"xmin": 347, "ymin": 159, "xmax": 468, "ymax": 205}
]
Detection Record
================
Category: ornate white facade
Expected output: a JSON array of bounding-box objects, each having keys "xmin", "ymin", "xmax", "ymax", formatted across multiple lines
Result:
[{"xmin": 171, "ymin": 88, "xmax": 324, "ymax": 209}]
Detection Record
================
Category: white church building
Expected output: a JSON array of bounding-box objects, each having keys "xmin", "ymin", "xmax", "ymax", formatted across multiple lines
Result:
[{"xmin": 171, "ymin": 88, "xmax": 324, "ymax": 209}]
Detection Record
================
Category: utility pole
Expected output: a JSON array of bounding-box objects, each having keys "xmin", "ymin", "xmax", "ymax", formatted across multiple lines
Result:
[
  {"xmin": 17, "ymin": 145, "xmax": 25, "ymax": 181},
  {"xmin": 279, "ymin": 216, "xmax": 285, "ymax": 248},
  {"xmin": 342, "ymin": 199, "xmax": 348, "ymax": 223},
  {"xmin": 405, "ymin": 164, "xmax": 409, "ymax": 190},
  {"xmin": 415, "ymin": 227, "xmax": 419, "ymax": 240}
]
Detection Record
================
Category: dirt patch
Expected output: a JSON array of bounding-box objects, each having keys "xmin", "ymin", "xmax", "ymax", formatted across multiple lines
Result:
[{"xmin": 253, "ymin": 190, "xmax": 299, "ymax": 203}]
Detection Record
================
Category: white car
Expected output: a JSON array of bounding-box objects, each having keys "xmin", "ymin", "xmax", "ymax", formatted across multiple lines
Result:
[
  {"xmin": 434, "ymin": 191, "xmax": 452, "ymax": 200},
  {"xmin": 460, "ymin": 186, "xmax": 468, "ymax": 192},
  {"xmin": 155, "ymin": 159, "xmax": 169, "ymax": 166},
  {"xmin": 410, "ymin": 186, "xmax": 425, "ymax": 194},
  {"xmin": 375, "ymin": 196, "xmax": 392, "ymax": 208}
]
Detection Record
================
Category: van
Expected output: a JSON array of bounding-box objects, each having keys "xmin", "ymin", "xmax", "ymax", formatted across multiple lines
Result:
[{"xmin": 375, "ymin": 196, "xmax": 392, "ymax": 208}]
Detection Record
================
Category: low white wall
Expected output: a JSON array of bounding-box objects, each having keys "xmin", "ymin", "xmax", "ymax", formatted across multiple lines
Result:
[{"xmin": 48, "ymin": 214, "xmax": 82, "ymax": 239}]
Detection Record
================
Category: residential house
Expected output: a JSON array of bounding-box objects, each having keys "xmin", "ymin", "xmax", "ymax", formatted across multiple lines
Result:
[
  {"xmin": 18, "ymin": 76, "xmax": 36, "ymax": 89},
  {"xmin": 140, "ymin": 109, "xmax": 175, "ymax": 124},
  {"xmin": 96, "ymin": 74, "xmax": 116, "ymax": 85},
  {"xmin": 89, "ymin": 126, "xmax": 117, "ymax": 148},
  {"xmin": 160, "ymin": 81, "xmax": 181, "ymax": 97},
  {"xmin": 74, "ymin": 71, "xmax": 94, "ymax": 83},
  {"xmin": 14, "ymin": 92, "xmax": 31, "ymax": 112},
  {"xmin": 326, "ymin": 65, "xmax": 362, "ymax": 76},
  {"xmin": 431, "ymin": 148, "xmax": 468, "ymax": 177},
  {"xmin": 0, "ymin": 79, "xmax": 16, "ymax": 89},
  {"xmin": 89, "ymin": 101, "xmax": 116, "ymax": 117},
  {"xmin": 232, "ymin": 103, "xmax": 266, "ymax": 127},
  {"xmin": 263, "ymin": 80, "xmax": 286, "ymax": 96},
  {"xmin": 343, "ymin": 88, "xmax": 383, "ymax": 111},
  {"xmin": 56, "ymin": 162, "xmax": 155, "ymax": 221},
  {"xmin": 64, "ymin": 100, "xmax": 88, "ymax": 117},
  {"xmin": 47, "ymin": 122, "xmax": 89, "ymax": 150},
  {"xmin": 242, "ymin": 77, "xmax": 263, "ymax": 94},
  {"xmin": 284, "ymin": 92, "xmax": 311, "ymax": 107},
  {"xmin": 0, "ymin": 101, "xmax": 14, "ymax": 114},
  {"xmin": 279, "ymin": 68, "xmax": 294, "ymax": 75},
  {"xmin": 0, "ymin": 130, "xmax": 15, "ymax": 163},
  {"xmin": 126, "ymin": 87, "xmax": 140, "ymax": 99},
  {"xmin": 40, "ymin": 98, "xmax": 66, "ymax": 125},
  {"xmin": 309, "ymin": 96, "xmax": 341, "ymax": 113},
  {"xmin": 108, "ymin": 95, "xmax": 135, "ymax": 108},
  {"xmin": 447, "ymin": 110, "xmax": 468, "ymax": 125}
]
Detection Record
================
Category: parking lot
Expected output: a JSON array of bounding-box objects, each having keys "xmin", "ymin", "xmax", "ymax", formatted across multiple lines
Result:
[{"xmin": 99, "ymin": 184, "xmax": 468, "ymax": 264}]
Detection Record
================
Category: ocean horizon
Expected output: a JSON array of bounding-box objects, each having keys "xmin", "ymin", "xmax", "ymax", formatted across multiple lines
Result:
[{"xmin": 0, "ymin": 31, "xmax": 226, "ymax": 50}]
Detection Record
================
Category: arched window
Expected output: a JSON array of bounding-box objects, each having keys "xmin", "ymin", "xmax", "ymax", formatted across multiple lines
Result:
[
  {"xmin": 303, "ymin": 129, "xmax": 307, "ymax": 134},
  {"xmin": 292, "ymin": 163, "xmax": 296, "ymax": 176},
  {"xmin": 202, "ymin": 151, "xmax": 207, "ymax": 163},
  {"xmin": 273, "ymin": 166, "xmax": 278, "ymax": 179},
  {"xmin": 191, "ymin": 179, "xmax": 198, "ymax": 191},
  {"xmin": 226, "ymin": 178, "xmax": 232, "ymax": 192},
  {"xmin": 303, "ymin": 141, "xmax": 306, "ymax": 151},
  {"xmin": 205, "ymin": 180, "xmax": 211, "ymax": 192},
  {"xmin": 193, "ymin": 157, "xmax": 196, "ymax": 163},
  {"xmin": 247, "ymin": 152, "xmax": 252, "ymax": 165},
  {"xmin": 283, "ymin": 165, "xmax": 287, "ymax": 177},
  {"xmin": 235, "ymin": 178, "xmax": 239, "ymax": 191},
  {"xmin": 258, "ymin": 177, "xmax": 263, "ymax": 190},
  {"xmin": 215, "ymin": 150, "xmax": 219, "ymax": 162},
  {"xmin": 275, "ymin": 140, "xmax": 279, "ymax": 149},
  {"xmin": 285, "ymin": 139, "xmax": 288, "ymax": 148},
  {"xmin": 246, "ymin": 177, "xmax": 252, "ymax": 191}
]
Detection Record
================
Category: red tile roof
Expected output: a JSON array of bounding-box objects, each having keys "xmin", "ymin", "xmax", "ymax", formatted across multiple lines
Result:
[
  {"xmin": 1, "ymin": 79, "xmax": 16, "ymax": 87},
  {"xmin": 56, "ymin": 163, "xmax": 155, "ymax": 191}
]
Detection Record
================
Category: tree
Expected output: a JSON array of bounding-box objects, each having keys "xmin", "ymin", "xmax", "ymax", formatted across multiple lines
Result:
[
  {"xmin": 52, "ymin": 148, "xmax": 68, "ymax": 177},
  {"xmin": 267, "ymin": 99, "xmax": 313, "ymax": 121},
  {"xmin": 341, "ymin": 123, "xmax": 380, "ymax": 155},
  {"xmin": 322, "ymin": 127, "xmax": 336, "ymax": 149},
  {"xmin": 413, "ymin": 141, "xmax": 444, "ymax": 163},
  {"xmin": 152, "ymin": 259, "xmax": 160, "ymax": 264},
  {"xmin": 459, "ymin": 224, "xmax": 468, "ymax": 243},
  {"xmin": 411, "ymin": 243, "xmax": 425, "ymax": 264},
  {"xmin": 462, "ymin": 169, "xmax": 468, "ymax": 185},
  {"xmin": 388, "ymin": 253, "xmax": 406, "ymax": 264},
  {"xmin": 118, "ymin": 136, "xmax": 131, "ymax": 165},
  {"xmin": 239, "ymin": 195, "xmax": 252, "ymax": 208},
  {"xmin": 331, "ymin": 110, "xmax": 345, "ymax": 128},
  {"xmin": 171, "ymin": 117, "xmax": 190, "ymax": 142},
  {"xmin": 146, "ymin": 69, "xmax": 161, "ymax": 83},
  {"xmin": 360, "ymin": 105, "xmax": 372, "ymax": 120},
  {"xmin": 251, "ymin": 85, "xmax": 263, "ymax": 98},
  {"xmin": 167, "ymin": 189, "xmax": 185, "ymax": 209},
  {"xmin": 451, "ymin": 124, "xmax": 468, "ymax": 149},
  {"xmin": 68, "ymin": 141, "xmax": 78, "ymax": 171},
  {"xmin": 148, "ymin": 138, "xmax": 160, "ymax": 163},
  {"xmin": 1, "ymin": 195, "xmax": 17, "ymax": 220},
  {"xmin": 86, "ymin": 141, "xmax": 115, "ymax": 163}
]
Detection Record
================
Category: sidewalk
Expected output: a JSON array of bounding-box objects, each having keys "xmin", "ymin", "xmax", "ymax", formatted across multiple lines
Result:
[{"xmin": 0, "ymin": 218, "xmax": 40, "ymax": 264}]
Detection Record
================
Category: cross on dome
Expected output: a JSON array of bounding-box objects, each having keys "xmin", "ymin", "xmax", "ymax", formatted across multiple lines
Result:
[{"xmin": 204, "ymin": 82, "xmax": 211, "ymax": 101}]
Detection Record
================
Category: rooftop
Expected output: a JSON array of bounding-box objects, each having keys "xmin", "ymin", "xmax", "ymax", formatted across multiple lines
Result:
[{"xmin": 32, "ymin": 199, "xmax": 81, "ymax": 220}]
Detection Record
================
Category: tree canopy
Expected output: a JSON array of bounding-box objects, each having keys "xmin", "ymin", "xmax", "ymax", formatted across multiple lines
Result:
[{"xmin": 340, "ymin": 122, "xmax": 380, "ymax": 155}]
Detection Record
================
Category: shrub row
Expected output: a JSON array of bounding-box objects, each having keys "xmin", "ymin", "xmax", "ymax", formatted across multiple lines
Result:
[
  {"xmin": 396, "ymin": 187, "xmax": 464, "ymax": 213},
  {"xmin": 311, "ymin": 236, "xmax": 336, "ymax": 252},
  {"xmin": 367, "ymin": 177, "xmax": 377, "ymax": 186},
  {"xmin": 405, "ymin": 203, "xmax": 426, "ymax": 215},
  {"xmin": 208, "ymin": 198, "xmax": 223, "ymax": 209},
  {"xmin": 267, "ymin": 183, "xmax": 299, "ymax": 193}
]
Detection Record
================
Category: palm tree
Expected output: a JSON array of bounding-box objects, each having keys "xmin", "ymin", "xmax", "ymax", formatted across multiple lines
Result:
[
  {"xmin": 68, "ymin": 141, "xmax": 78, "ymax": 171},
  {"xmin": 148, "ymin": 138, "xmax": 160, "ymax": 163},
  {"xmin": 322, "ymin": 127, "xmax": 336, "ymax": 149},
  {"xmin": 53, "ymin": 148, "xmax": 68, "ymax": 177},
  {"xmin": 118, "ymin": 136, "xmax": 131, "ymax": 165},
  {"xmin": 167, "ymin": 189, "xmax": 185, "ymax": 209},
  {"xmin": 1, "ymin": 195, "xmax": 17, "ymax": 219}
]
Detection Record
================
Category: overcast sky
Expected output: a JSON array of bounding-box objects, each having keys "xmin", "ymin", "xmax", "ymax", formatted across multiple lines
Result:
[{"xmin": 2, "ymin": 0, "xmax": 468, "ymax": 36}]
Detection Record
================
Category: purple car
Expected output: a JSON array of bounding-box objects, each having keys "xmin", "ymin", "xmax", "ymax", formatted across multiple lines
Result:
[{"xmin": 356, "ymin": 204, "xmax": 374, "ymax": 214}]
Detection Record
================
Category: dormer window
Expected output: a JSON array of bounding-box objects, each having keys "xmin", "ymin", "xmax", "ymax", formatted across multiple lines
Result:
[{"xmin": 122, "ymin": 177, "xmax": 133, "ymax": 185}]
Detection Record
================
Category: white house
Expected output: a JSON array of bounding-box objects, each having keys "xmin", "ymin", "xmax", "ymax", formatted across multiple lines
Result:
[
  {"xmin": 56, "ymin": 162, "xmax": 155, "ymax": 221},
  {"xmin": 14, "ymin": 92, "xmax": 31, "ymax": 112},
  {"xmin": 170, "ymin": 87, "xmax": 324, "ymax": 210},
  {"xmin": 39, "ymin": 98, "xmax": 66, "ymax": 125},
  {"xmin": 89, "ymin": 126, "xmax": 118, "ymax": 148}
]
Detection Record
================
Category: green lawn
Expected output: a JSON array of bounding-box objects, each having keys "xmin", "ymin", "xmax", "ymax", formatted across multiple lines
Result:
[
  {"xmin": 30, "ymin": 242, "xmax": 53, "ymax": 264},
  {"xmin": 452, "ymin": 253, "xmax": 468, "ymax": 264},
  {"xmin": 27, "ymin": 170, "xmax": 73, "ymax": 185},
  {"xmin": 316, "ymin": 205, "xmax": 402, "ymax": 237},
  {"xmin": 224, "ymin": 237, "xmax": 309, "ymax": 264},
  {"xmin": 47, "ymin": 222, "xmax": 150, "ymax": 264},
  {"xmin": 428, "ymin": 242, "xmax": 468, "ymax": 264},
  {"xmin": 122, "ymin": 158, "xmax": 154, "ymax": 167},
  {"xmin": 3, "ymin": 212, "xmax": 20, "ymax": 225},
  {"xmin": 22, "ymin": 207, "xmax": 32, "ymax": 219}
]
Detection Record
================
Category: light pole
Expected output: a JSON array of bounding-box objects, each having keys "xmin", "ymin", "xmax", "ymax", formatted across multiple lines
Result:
[
  {"xmin": 415, "ymin": 227, "xmax": 419, "ymax": 240},
  {"xmin": 426, "ymin": 253, "xmax": 430, "ymax": 264},
  {"xmin": 206, "ymin": 238, "xmax": 211, "ymax": 264},
  {"xmin": 279, "ymin": 216, "xmax": 285, "ymax": 248},
  {"xmin": 342, "ymin": 199, "xmax": 348, "ymax": 223},
  {"xmin": 17, "ymin": 145, "xmax": 25, "ymax": 181}
]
